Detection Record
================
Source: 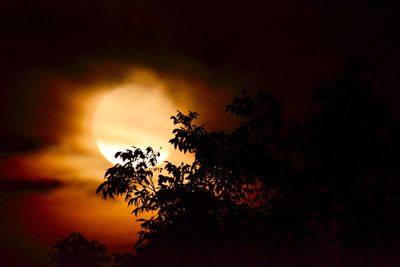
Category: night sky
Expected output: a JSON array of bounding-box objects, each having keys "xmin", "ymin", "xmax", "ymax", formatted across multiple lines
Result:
[{"xmin": 1, "ymin": 0, "xmax": 399, "ymax": 266}]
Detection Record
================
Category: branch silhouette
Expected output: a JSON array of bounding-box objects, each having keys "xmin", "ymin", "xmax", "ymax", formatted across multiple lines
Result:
[{"xmin": 53, "ymin": 65, "xmax": 400, "ymax": 266}]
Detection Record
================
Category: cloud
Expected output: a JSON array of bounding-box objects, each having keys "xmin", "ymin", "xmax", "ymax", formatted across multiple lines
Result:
[
  {"xmin": 0, "ymin": 131, "xmax": 48, "ymax": 157},
  {"xmin": 0, "ymin": 177, "xmax": 63, "ymax": 194}
]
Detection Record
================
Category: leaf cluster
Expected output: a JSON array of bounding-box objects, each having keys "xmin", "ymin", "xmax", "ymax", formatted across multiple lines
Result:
[
  {"xmin": 95, "ymin": 68, "xmax": 400, "ymax": 262},
  {"xmin": 51, "ymin": 232, "xmax": 109, "ymax": 267}
]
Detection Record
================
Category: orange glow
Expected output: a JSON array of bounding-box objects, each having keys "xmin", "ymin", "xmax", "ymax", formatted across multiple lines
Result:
[
  {"xmin": 5, "ymin": 65, "xmax": 231, "ymax": 255},
  {"xmin": 92, "ymin": 81, "xmax": 175, "ymax": 165},
  {"xmin": 16, "ymin": 183, "xmax": 143, "ymax": 253}
]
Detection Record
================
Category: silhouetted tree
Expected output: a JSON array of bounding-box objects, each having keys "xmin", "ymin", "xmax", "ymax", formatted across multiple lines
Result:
[
  {"xmin": 51, "ymin": 232, "xmax": 110, "ymax": 267},
  {"xmin": 299, "ymin": 66, "xmax": 400, "ymax": 251},
  {"xmin": 110, "ymin": 252, "xmax": 138, "ymax": 267},
  {"xmin": 95, "ymin": 64, "xmax": 400, "ymax": 266}
]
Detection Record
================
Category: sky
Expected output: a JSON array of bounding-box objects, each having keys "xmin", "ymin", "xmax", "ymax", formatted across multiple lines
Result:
[{"xmin": 0, "ymin": 0, "xmax": 399, "ymax": 266}]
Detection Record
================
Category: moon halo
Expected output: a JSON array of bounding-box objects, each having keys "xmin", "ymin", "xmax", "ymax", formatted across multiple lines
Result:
[{"xmin": 92, "ymin": 82, "xmax": 176, "ymax": 165}]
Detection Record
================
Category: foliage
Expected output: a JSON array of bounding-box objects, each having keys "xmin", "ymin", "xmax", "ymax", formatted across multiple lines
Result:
[
  {"xmin": 51, "ymin": 232, "xmax": 109, "ymax": 267},
  {"xmin": 95, "ymin": 66, "xmax": 400, "ymax": 264}
]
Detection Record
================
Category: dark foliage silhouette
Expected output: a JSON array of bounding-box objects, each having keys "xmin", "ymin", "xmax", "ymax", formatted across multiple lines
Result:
[
  {"xmin": 56, "ymin": 65, "xmax": 400, "ymax": 266},
  {"xmin": 51, "ymin": 232, "xmax": 109, "ymax": 267}
]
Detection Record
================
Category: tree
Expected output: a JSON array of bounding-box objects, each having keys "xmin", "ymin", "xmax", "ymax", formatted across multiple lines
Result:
[
  {"xmin": 96, "ymin": 66, "xmax": 400, "ymax": 265},
  {"xmin": 51, "ymin": 232, "xmax": 109, "ymax": 267}
]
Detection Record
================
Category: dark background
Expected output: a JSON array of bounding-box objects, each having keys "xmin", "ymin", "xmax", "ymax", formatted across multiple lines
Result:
[
  {"xmin": 1, "ymin": 0, "xmax": 399, "ymax": 266},
  {"xmin": 1, "ymin": 0, "xmax": 399, "ymax": 126}
]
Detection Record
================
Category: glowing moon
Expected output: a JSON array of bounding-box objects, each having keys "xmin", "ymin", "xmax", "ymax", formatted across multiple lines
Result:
[{"xmin": 92, "ymin": 83, "xmax": 176, "ymax": 165}]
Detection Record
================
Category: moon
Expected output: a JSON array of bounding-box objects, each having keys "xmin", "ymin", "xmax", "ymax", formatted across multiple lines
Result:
[{"xmin": 92, "ymin": 83, "xmax": 176, "ymax": 165}]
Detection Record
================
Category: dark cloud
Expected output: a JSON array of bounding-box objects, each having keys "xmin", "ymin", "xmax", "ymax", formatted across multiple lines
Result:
[
  {"xmin": 0, "ymin": 2, "xmax": 399, "ymax": 265},
  {"xmin": 0, "ymin": 131, "xmax": 46, "ymax": 156},
  {"xmin": 0, "ymin": 177, "xmax": 63, "ymax": 194},
  {"xmin": 0, "ymin": 0, "xmax": 399, "ymax": 188},
  {"xmin": 0, "ymin": 0, "xmax": 398, "ymax": 148},
  {"xmin": 1, "ymin": 0, "xmax": 399, "ymax": 119}
]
